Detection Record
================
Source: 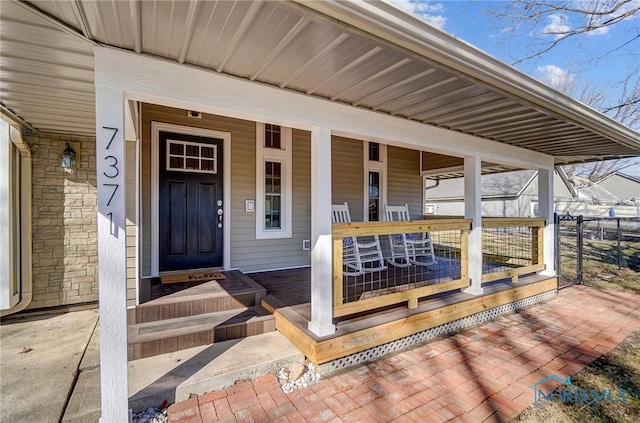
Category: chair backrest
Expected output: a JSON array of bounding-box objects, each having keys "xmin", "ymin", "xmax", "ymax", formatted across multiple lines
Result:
[
  {"xmin": 385, "ymin": 204, "xmax": 411, "ymax": 222},
  {"xmin": 332, "ymin": 202, "xmax": 352, "ymax": 224}
]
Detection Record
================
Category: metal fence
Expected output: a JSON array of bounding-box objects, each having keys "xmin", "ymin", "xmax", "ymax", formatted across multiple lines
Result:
[{"xmin": 555, "ymin": 213, "xmax": 640, "ymax": 289}]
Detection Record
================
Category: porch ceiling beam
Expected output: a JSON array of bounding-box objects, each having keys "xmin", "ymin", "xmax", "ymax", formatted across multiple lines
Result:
[
  {"xmin": 288, "ymin": 0, "xmax": 639, "ymax": 152},
  {"xmin": 94, "ymin": 47, "xmax": 554, "ymax": 170}
]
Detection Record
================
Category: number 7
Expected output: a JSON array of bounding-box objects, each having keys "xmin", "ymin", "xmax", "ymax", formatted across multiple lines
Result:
[{"xmin": 103, "ymin": 183, "xmax": 119, "ymax": 206}]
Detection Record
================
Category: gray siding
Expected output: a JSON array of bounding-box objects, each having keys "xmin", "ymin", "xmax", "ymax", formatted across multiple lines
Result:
[
  {"xmin": 332, "ymin": 136, "xmax": 364, "ymax": 221},
  {"xmin": 140, "ymin": 104, "xmax": 312, "ymax": 276},
  {"xmin": 387, "ymin": 146, "xmax": 422, "ymax": 219},
  {"xmin": 231, "ymin": 128, "xmax": 312, "ymax": 272}
]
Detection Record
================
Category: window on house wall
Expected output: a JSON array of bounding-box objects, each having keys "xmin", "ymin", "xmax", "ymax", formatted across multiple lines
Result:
[
  {"xmin": 264, "ymin": 161, "xmax": 281, "ymax": 229},
  {"xmin": 368, "ymin": 142, "xmax": 380, "ymax": 162},
  {"xmin": 364, "ymin": 142, "xmax": 386, "ymax": 221},
  {"xmin": 368, "ymin": 171, "xmax": 380, "ymax": 221},
  {"xmin": 256, "ymin": 123, "xmax": 292, "ymax": 239},
  {"xmin": 264, "ymin": 124, "xmax": 281, "ymax": 149}
]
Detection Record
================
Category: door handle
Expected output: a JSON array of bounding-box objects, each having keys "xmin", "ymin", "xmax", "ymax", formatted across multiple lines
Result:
[{"xmin": 217, "ymin": 208, "xmax": 223, "ymax": 227}]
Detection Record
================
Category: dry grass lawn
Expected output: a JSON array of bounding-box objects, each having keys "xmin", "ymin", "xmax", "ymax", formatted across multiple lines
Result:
[{"xmin": 514, "ymin": 237, "xmax": 640, "ymax": 422}]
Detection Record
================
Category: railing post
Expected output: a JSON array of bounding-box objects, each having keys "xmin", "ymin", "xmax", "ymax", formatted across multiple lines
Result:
[{"xmin": 332, "ymin": 236, "xmax": 344, "ymax": 311}]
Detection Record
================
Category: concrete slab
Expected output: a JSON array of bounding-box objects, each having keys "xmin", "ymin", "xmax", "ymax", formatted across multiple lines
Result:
[
  {"xmin": 0, "ymin": 309, "xmax": 99, "ymax": 423},
  {"xmin": 61, "ymin": 367, "xmax": 101, "ymax": 423},
  {"xmin": 62, "ymin": 321, "xmax": 101, "ymax": 422},
  {"xmin": 128, "ymin": 331, "xmax": 304, "ymax": 412}
]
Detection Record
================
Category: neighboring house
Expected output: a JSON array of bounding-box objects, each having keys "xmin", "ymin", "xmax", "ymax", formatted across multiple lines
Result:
[
  {"xmin": 424, "ymin": 169, "xmax": 576, "ymax": 217},
  {"xmin": 581, "ymin": 172, "xmax": 640, "ymax": 204},
  {"xmin": 2, "ymin": 1, "xmax": 639, "ymax": 420}
]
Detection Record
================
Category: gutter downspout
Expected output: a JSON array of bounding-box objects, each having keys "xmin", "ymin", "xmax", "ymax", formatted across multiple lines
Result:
[{"xmin": 1, "ymin": 125, "xmax": 33, "ymax": 316}]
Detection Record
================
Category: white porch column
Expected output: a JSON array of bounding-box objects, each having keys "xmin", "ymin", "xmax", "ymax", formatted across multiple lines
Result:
[
  {"xmin": 538, "ymin": 167, "xmax": 556, "ymax": 275},
  {"xmin": 308, "ymin": 127, "xmax": 336, "ymax": 337},
  {"xmin": 95, "ymin": 85, "xmax": 129, "ymax": 422},
  {"xmin": 463, "ymin": 156, "xmax": 484, "ymax": 295}
]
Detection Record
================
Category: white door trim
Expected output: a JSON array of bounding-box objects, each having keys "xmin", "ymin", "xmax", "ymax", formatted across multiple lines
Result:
[{"xmin": 151, "ymin": 121, "xmax": 231, "ymax": 276}]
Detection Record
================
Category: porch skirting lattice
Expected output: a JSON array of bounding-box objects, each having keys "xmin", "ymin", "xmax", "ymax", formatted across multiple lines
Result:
[{"xmin": 318, "ymin": 290, "xmax": 557, "ymax": 375}]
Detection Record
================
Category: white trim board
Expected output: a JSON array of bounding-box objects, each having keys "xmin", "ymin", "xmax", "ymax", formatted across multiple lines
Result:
[
  {"xmin": 94, "ymin": 48, "xmax": 554, "ymax": 171},
  {"xmin": 150, "ymin": 122, "xmax": 231, "ymax": 276}
]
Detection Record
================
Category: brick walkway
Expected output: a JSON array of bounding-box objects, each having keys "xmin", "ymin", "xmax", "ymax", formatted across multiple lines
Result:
[{"xmin": 166, "ymin": 286, "xmax": 640, "ymax": 422}]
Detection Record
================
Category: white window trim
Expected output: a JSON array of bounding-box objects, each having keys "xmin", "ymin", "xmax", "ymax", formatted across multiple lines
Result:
[
  {"xmin": 363, "ymin": 142, "xmax": 387, "ymax": 222},
  {"xmin": 256, "ymin": 123, "xmax": 292, "ymax": 239}
]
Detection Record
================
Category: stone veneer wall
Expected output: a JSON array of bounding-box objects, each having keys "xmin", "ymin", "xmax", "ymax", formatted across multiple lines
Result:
[{"xmin": 27, "ymin": 132, "xmax": 98, "ymax": 309}]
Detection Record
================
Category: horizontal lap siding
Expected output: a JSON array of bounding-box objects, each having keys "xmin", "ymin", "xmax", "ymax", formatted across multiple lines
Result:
[
  {"xmin": 332, "ymin": 136, "xmax": 364, "ymax": 221},
  {"xmin": 232, "ymin": 128, "xmax": 312, "ymax": 272},
  {"xmin": 388, "ymin": 146, "xmax": 422, "ymax": 219},
  {"xmin": 141, "ymin": 104, "xmax": 311, "ymax": 275}
]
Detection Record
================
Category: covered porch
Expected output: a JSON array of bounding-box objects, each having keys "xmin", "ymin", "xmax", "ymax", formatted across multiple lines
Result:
[{"xmin": 251, "ymin": 214, "xmax": 555, "ymax": 365}]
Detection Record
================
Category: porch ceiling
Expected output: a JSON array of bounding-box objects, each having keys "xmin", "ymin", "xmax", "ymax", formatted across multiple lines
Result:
[{"xmin": 1, "ymin": 0, "xmax": 638, "ymax": 166}]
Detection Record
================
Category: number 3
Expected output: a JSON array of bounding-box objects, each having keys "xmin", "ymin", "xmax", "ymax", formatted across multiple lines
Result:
[{"xmin": 103, "ymin": 155, "xmax": 119, "ymax": 178}]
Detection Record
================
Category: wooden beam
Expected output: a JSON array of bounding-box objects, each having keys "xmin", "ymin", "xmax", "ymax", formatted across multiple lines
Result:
[
  {"xmin": 332, "ymin": 237, "xmax": 344, "ymax": 309},
  {"xmin": 481, "ymin": 264, "xmax": 545, "ymax": 283},
  {"xmin": 333, "ymin": 278, "xmax": 470, "ymax": 317},
  {"xmin": 482, "ymin": 218, "xmax": 546, "ymax": 228},
  {"xmin": 332, "ymin": 219, "xmax": 471, "ymax": 238},
  {"xmin": 314, "ymin": 277, "xmax": 557, "ymax": 363}
]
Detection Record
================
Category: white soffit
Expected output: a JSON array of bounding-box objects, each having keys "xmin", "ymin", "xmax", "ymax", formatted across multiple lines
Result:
[{"xmin": 1, "ymin": 0, "xmax": 638, "ymax": 164}]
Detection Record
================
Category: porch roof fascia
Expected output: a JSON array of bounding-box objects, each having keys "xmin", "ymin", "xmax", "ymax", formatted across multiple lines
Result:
[
  {"xmin": 290, "ymin": 0, "xmax": 640, "ymax": 154},
  {"xmin": 95, "ymin": 47, "xmax": 555, "ymax": 171}
]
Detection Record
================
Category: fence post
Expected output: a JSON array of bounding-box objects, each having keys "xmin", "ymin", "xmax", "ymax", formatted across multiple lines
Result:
[
  {"xmin": 577, "ymin": 215, "xmax": 583, "ymax": 285},
  {"xmin": 617, "ymin": 218, "xmax": 622, "ymax": 269}
]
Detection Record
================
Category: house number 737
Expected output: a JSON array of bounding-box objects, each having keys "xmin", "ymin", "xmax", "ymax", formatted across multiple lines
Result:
[{"xmin": 102, "ymin": 126, "xmax": 120, "ymax": 236}]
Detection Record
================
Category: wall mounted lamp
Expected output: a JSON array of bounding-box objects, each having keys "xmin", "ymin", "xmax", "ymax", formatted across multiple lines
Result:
[{"xmin": 60, "ymin": 143, "xmax": 76, "ymax": 169}]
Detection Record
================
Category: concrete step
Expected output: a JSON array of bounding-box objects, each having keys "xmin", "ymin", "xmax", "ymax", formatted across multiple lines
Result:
[
  {"xmin": 128, "ymin": 332, "xmax": 305, "ymax": 413},
  {"xmin": 129, "ymin": 272, "xmax": 267, "ymax": 324},
  {"xmin": 127, "ymin": 306, "xmax": 275, "ymax": 360}
]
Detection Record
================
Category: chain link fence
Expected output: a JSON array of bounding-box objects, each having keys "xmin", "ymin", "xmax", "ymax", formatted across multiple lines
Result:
[{"xmin": 555, "ymin": 213, "xmax": 640, "ymax": 289}]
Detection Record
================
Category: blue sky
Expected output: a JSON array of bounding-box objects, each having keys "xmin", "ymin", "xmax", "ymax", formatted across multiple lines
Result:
[{"xmin": 388, "ymin": 0, "xmax": 640, "ymax": 177}]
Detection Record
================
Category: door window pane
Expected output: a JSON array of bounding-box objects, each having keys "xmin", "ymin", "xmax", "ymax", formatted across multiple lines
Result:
[{"xmin": 166, "ymin": 140, "xmax": 218, "ymax": 174}]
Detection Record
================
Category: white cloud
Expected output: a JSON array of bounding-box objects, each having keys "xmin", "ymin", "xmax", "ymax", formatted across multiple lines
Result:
[
  {"xmin": 536, "ymin": 65, "xmax": 576, "ymax": 92},
  {"xmin": 542, "ymin": 13, "xmax": 572, "ymax": 39},
  {"xmin": 387, "ymin": 0, "xmax": 448, "ymax": 30}
]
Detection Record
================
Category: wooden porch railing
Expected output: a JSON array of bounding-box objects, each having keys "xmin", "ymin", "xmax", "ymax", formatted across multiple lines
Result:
[
  {"xmin": 332, "ymin": 219, "xmax": 471, "ymax": 318},
  {"xmin": 481, "ymin": 218, "xmax": 545, "ymax": 284}
]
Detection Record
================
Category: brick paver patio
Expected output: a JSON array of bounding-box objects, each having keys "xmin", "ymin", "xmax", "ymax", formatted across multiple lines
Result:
[{"xmin": 166, "ymin": 286, "xmax": 640, "ymax": 422}]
